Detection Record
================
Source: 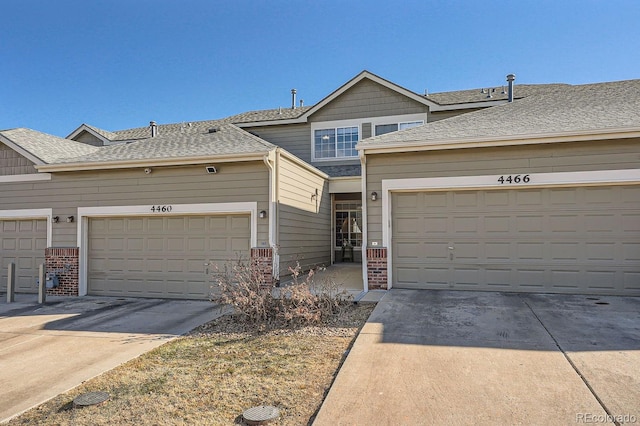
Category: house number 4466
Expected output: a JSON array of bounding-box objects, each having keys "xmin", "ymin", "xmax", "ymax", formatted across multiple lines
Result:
[{"xmin": 498, "ymin": 175, "xmax": 530, "ymax": 184}]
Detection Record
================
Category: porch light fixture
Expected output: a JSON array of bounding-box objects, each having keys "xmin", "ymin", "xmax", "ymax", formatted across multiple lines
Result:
[
  {"xmin": 259, "ymin": 210, "xmax": 267, "ymax": 219},
  {"xmin": 66, "ymin": 216, "xmax": 74, "ymax": 223},
  {"xmin": 371, "ymin": 192, "xmax": 378, "ymax": 201},
  {"xmin": 52, "ymin": 216, "xmax": 59, "ymax": 223}
]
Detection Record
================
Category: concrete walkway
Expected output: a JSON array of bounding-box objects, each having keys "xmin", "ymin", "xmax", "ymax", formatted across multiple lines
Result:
[
  {"xmin": 314, "ymin": 290, "xmax": 640, "ymax": 425},
  {"xmin": 0, "ymin": 295, "xmax": 222, "ymax": 423}
]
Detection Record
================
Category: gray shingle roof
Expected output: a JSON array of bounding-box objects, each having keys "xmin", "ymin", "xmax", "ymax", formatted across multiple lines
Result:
[
  {"xmin": 423, "ymin": 84, "xmax": 570, "ymax": 106},
  {"xmin": 58, "ymin": 123, "xmax": 275, "ymax": 164},
  {"xmin": 359, "ymin": 79, "xmax": 640, "ymax": 149},
  {"xmin": 314, "ymin": 164, "xmax": 361, "ymax": 177},
  {"xmin": 0, "ymin": 128, "xmax": 99, "ymax": 164}
]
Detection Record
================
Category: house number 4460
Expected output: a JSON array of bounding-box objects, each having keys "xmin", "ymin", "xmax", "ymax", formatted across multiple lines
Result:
[
  {"xmin": 151, "ymin": 205, "xmax": 173, "ymax": 213},
  {"xmin": 498, "ymin": 174, "xmax": 530, "ymax": 184}
]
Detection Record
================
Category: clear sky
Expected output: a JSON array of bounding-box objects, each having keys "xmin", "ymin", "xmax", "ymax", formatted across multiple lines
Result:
[{"xmin": 1, "ymin": 0, "xmax": 639, "ymax": 137}]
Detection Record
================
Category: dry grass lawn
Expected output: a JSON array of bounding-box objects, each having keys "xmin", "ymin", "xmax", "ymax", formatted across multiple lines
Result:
[{"xmin": 8, "ymin": 303, "xmax": 374, "ymax": 425}]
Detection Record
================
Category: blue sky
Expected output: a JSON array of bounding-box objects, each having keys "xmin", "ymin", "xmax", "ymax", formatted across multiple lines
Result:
[{"xmin": 1, "ymin": 0, "xmax": 639, "ymax": 137}]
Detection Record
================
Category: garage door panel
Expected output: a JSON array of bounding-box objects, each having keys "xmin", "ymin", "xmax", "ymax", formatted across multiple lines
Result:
[
  {"xmin": 517, "ymin": 243, "xmax": 545, "ymax": 260},
  {"xmin": 485, "ymin": 216, "xmax": 510, "ymax": 233},
  {"xmin": 88, "ymin": 215, "xmax": 250, "ymax": 299},
  {"xmin": 584, "ymin": 271, "xmax": 617, "ymax": 291},
  {"xmin": 1, "ymin": 219, "xmax": 46, "ymax": 293},
  {"xmin": 623, "ymin": 243, "xmax": 640, "ymax": 261},
  {"xmin": 392, "ymin": 186, "xmax": 640, "ymax": 296}
]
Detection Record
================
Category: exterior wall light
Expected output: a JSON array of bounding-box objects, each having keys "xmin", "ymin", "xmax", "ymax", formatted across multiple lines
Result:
[
  {"xmin": 66, "ymin": 216, "xmax": 74, "ymax": 223},
  {"xmin": 259, "ymin": 210, "xmax": 267, "ymax": 219},
  {"xmin": 52, "ymin": 216, "xmax": 59, "ymax": 223},
  {"xmin": 371, "ymin": 192, "xmax": 378, "ymax": 201}
]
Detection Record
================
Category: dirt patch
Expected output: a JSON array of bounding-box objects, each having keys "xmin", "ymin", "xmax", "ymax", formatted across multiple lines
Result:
[{"xmin": 8, "ymin": 303, "xmax": 375, "ymax": 425}]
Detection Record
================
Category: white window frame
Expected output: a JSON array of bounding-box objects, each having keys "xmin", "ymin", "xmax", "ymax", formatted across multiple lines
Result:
[
  {"xmin": 312, "ymin": 121, "xmax": 361, "ymax": 162},
  {"xmin": 371, "ymin": 113, "xmax": 426, "ymax": 137},
  {"xmin": 311, "ymin": 113, "xmax": 427, "ymax": 162}
]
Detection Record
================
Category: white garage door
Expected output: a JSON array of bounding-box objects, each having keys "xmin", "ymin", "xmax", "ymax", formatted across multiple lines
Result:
[
  {"xmin": 392, "ymin": 185, "xmax": 640, "ymax": 295},
  {"xmin": 0, "ymin": 219, "xmax": 47, "ymax": 293},
  {"xmin": 88, "ymin": 215, "xmax": 251, "ymax": 299}
]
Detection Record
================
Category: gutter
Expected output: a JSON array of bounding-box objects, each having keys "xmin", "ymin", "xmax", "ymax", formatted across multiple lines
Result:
[
  {"xmin": 35, "ymin": 152, "xmax": 269, "ymax": 172},
  {"xmin": 358, "ymin": 128, "xmax": 640, "ymax": 155}
]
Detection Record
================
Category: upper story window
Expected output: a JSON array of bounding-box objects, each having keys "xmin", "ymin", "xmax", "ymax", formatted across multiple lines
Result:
[
  {"xmin": 374, "ymin": 120, "xmax": 424, "ymax": 136},
  {"xmin": 314, "ymin": 126, "xmax": 359, "ymax": 159},
  {"xmin": 310, "ymin": 114, "xmax": 426, "ymax": 162}
]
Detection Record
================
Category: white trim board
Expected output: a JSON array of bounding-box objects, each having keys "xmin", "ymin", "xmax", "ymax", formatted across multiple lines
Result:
[
  {"xmin": 76, "ymin": 202, "xmax": 258, "ymax": 296},
  {"xmin": 0, "ymin": 208, "xmax": 53, "ymax": 247},
  {"xmin": 380, "ymin": 168, "xmax": 640, "ymax": 288},
  {"xmin": 0, "ymin": 173, "xmax": 52, "ymax": 183}
]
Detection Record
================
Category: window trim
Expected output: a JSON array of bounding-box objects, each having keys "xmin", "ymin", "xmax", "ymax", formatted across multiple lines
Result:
[
  {"xmin": 312, "ymin": 121, "xmax": 362, "ymax": 162},
  {"xmin": 311, "ymin": 113, "xmax": 427, "ymax": 162}
]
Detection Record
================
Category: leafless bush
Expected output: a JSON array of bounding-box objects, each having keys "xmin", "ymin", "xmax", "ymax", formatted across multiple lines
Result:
[{"xmin": 211, "ymin": 258, "xmax": 352, "ymax": 326}]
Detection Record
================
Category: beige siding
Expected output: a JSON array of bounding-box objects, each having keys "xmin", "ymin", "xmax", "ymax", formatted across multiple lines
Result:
[
  {"xmin": 0, "ymin": 143, "xmax": 36, "ymax": 175},
  {"xmin": 366, "ymin": 138, "xmax": 640, "ymax": 243},
  {"xmin": 309, "ymin": 79, "xmax": 428, "ymax": 123},
  {"xmin": 0, "ymin": 162, "xmax": 270, "ymax": 247},
  {"xmin": 277, "ymin": 155, "xmax": 331, "ymax": 275},
  {"xmin": 247, "ymin": 124, "xmax": 311, "ymax": 162},
  {"xmin": 73, "ymin": 131, "xmax": 105, "ymax": 146}
]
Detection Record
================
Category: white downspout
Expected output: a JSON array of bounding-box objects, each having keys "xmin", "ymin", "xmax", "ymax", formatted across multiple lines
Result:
[
  {"xmin": 263, "ymin": 150, "xmax": 279, "ymax": 281},
  {"xmin": 360, "ymin": 150, "xmax": 368, "ymax": 292}
]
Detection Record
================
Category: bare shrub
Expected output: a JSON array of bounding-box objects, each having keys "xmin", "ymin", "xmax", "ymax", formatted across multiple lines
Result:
[{"xmin": 211, "ymin": 258, "xmax": 353, "ymax": 326}]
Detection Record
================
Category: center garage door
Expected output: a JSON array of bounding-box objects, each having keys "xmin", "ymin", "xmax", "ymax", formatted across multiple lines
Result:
[
  {"xmin": 0, "ymin": 219, "xmax": 47, "ymax": 293},
  {"xmin": 88, "ymin": 215, "xmax": 250, "ymax": 299},
  {"xmin": 392, "ymin": 185, "xmax": 640, "ymax": 295}
]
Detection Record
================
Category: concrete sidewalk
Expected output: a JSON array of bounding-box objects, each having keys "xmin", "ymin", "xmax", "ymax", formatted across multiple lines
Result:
[
  {"xmin": 0, "ymin": 295, "xmax": 222, "ymax": 422},
  {"xmin": 313, "ymin": 290, "xmax": 640, "ymax": 425}
]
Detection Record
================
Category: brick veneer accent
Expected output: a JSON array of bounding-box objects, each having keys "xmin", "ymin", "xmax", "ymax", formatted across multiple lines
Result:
[
  {"xmin": 251, "ymin": 247, "xmax": 274, "ymax": 289},
  {"xmin": 367, "ymin": 247, "xmax": 388, "ymax": 290},
  {"xmin": 45, "ymin": 247, "xmax": 79, "ymax": 296}
]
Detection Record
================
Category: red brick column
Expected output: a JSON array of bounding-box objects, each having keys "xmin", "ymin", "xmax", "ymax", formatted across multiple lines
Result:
[
  {"xmin": 367, "ymin": 248, "xmax": 388, "ymax": 290},
  {"xmin": 251, "ymin": 247, "xmax": 274, "ymax": 289},
  {"xmin": 45, "ymin": 247, "xmax": 79, "ymax": 296}
]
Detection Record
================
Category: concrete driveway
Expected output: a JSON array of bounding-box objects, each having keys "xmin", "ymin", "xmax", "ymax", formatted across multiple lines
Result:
[
  {"xmin": 314, "ymin": 290, "xmax": 640, "ymax": 425},
  {"xmin": 0, "ymin": 295, "xmax": 221, "ymax": 422}
]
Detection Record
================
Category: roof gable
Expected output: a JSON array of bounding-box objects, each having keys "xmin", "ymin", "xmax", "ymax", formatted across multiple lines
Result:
[
  {"xmin": 358, "ymin": 79, "xmax": 640, "ymax": 152},
  {"xmin": 0, "ymin": 128, "xmax": 99, "ymax": 164}
]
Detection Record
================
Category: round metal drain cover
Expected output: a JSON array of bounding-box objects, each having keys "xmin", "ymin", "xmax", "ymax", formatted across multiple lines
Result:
[
  {"xmin": 73, "ymin": 391, "xmax": 110, "ymax": 408},
  {"xmin": 242, "ymin": 405, "xmax": 280, "ymax": 425}
]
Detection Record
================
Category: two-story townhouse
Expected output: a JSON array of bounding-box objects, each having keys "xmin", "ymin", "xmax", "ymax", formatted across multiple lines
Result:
[{"xmin": 2, "ymin": 71, "xmax": 638, "ymax": 299}]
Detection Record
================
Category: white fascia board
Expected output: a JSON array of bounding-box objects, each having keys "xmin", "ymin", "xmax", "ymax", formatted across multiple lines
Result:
[
  {"xmin": 329, "ymin": 176, "xmax": 362, "ymax": 193},
  {"xmin": 0, "ymin": 134, "xmax": 45, "ymax": 165},
  {"xmin": 359, "ymin": 128, "xmax": 640, "ymax": 154},
  {"xmin": 36, "ymin": 152, "xmax": 269, "ymax": 172},
  {"xmin": 76, "ymin": 202, "xmax": 259, "ymax": 295},
  {"xmin": 0, "ymin": 173, "xmax": 51, "ymax": 183},
  {"xmin": 0, "ymin": 208, "xmax": 53, "ymax": 247}
]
